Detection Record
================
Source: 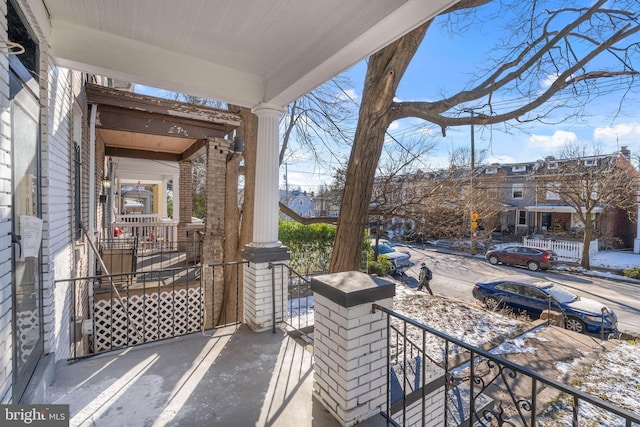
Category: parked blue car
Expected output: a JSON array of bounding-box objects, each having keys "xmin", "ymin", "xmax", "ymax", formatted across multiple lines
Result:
[{"xmin": 472, "ymin": 275, "xmax": 618, "ymax": 335}]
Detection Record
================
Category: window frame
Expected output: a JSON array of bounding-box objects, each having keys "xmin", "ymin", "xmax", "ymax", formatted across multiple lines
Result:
[{"xmin": 512, "ymin": 183, "xmax": 524, "ymax": 199}]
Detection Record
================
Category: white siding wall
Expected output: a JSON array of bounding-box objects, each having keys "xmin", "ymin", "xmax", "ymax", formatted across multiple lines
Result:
[
  {"xmin": 45, "ymin": 65, "xmax": 75, "ymax": 361},
  {"xmin": 0, "ymin": 0, "xmax": 83, "ymax": 400},
  {"xmin": 0, "ymin": 0, "xmax": 12, "ymax": 403}
]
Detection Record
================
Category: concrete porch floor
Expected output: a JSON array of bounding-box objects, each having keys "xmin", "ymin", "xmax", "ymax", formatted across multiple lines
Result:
[{"xmin": 47, "ymin": 325, "xmax": 347, "ymax": 427}]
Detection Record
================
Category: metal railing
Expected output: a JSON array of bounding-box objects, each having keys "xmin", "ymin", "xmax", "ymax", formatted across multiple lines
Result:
[
  {"xmin": 269, "ymin": 263, "xmax": 314, "ymax": 338},
  {"xmin": 373, "ymin": 304, "xmax": 640, "ymax": 427},
  {"xmin": 59, "ymin": 261, "xmax": 245, "ymax": 361},
  {"xmin": 99, "ymin": 235, "xmax": 203, "ymax": 273}
]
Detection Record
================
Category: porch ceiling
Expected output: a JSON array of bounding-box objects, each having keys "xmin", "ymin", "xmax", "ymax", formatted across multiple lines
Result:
[
  {"xmin": 38, "ymin": 0, "xmax": 461, "ymax": 107},
  {"xmin": 87, "ymin": 83, "xmax": 240, "ymax": 161}
]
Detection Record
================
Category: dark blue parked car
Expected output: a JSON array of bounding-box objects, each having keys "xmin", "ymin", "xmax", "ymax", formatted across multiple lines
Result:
[{"xmin": 472, "ymin": 275, "xmax": 618, "ymax": 335}]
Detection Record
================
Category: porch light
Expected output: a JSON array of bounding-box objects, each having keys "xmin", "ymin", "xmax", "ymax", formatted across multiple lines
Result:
[
  {"xmin": 232, "ymin": 136, "xmax": 244, "ymax": 153},
  {"xmin": 102, "ymin": 176, "xmax": 112, "ymax": 189}
]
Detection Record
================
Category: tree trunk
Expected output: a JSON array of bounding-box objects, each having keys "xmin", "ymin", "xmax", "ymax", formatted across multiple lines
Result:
[
  {"xmin": 581, "ymin": 212, "xmax": 593, "ymax": 269},
  {"xmin": 330, "ymin": 22, "xmax": 430, "ymax": 273}
]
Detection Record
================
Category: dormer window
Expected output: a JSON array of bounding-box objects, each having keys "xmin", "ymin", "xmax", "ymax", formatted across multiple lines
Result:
[
  {"xmin": 486, "ymin": 167, "xmax": 498, "ymax": 174},
  {"xmin": 584, "ymin": 159, "xmax": 597, "ymax": 167},
  {"xmin": 512, "ymin": 165, "xmax": 526, "ymax": 173},
  {"xmin": 547, "ymin": 162, "xmax": 558, "ymax": 169}
]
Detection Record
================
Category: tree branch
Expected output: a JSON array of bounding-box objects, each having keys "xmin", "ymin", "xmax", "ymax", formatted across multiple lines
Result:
[{"xmin": 279, "ymin": 202, "xmax": 338, "ymax": 225}]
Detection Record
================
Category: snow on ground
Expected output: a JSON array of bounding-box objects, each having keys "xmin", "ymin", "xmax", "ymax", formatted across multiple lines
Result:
[
  {"xmin": 489, "ymin": 326, "xmax": 548, "ymax": 355},
  {"xmin": 539, "ymin": 340, "xmax": 640, "ymax": 426},
  {"xmin": 391, "ymin": 282, "xmax": 526, "ymax": 350},
  {"xmin": 590, "ymin": 251, "xmax": 640, "ymax": 271},
  {"xmin": 288, "ymin": 275, "xmax": 640, "ymax": 421}
]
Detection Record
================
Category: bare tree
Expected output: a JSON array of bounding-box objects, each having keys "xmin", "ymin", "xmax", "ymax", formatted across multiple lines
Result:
[
  {"xmin": 331, "ymin": 0, "xmax": 640, "ymax": 273},
  {"xmin": 536, "ymin": 144, "xmax": 639, "ymax": 268},
  {"xmin": 279, "ymin": 75, "xmax": 356, "ymax": 169}
]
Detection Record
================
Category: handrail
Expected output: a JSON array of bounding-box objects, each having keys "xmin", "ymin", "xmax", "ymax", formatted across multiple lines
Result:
[
  {"xmin": 373, "ymin": 303, "xmax": 640, "ymax": 426},
  {"xmin": 268, "ymin": 262, "xmax": 314, "ymax": 335}
]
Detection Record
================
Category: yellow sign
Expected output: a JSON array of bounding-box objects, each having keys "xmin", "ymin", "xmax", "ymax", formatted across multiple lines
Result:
[
  {"xmin": 471, "ymin": 221, "xmax": 478, "ymax": 228},
  {"xmin": 470, "ymin": 212, "xmax": 479, "ymax": 221}
]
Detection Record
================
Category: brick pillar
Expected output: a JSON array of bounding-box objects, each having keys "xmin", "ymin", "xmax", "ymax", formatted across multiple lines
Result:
[
  {"xmin": 202, "ymin": 138, "xmax": 230, "ymax": 328},
  {"xmin": 311, "ymin": 271, "xmax": 395, "ymax": 426},
  {"xmin": 177, "ymin": 160, "xmax": 192, "ymax": 253},
  {"xmin": 241, "ymin": 247, "xmax": 289, "ymax": 332}
]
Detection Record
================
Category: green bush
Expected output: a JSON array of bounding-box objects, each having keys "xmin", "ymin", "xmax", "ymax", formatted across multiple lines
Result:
[
  {"xmin": 622, "ymin": 266, "xmax": 640, "ymax": 280},
  {"xmin": 368, "ymin": 255, "xmax": 391, "ymax": 276},
  {"xmin": 279, "ymin": 220, "xmax": 336, "ymax": 274}
]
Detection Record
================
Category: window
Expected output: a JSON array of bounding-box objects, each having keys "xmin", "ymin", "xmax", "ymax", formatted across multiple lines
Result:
[
  {"xmin": 486, "ymin": 167, "xmax": 498, "ymax": 174},
  {"xmin": 590, "ymin": 183, "xmax": 599, "ymax": 201},
  {"xmin": 518, "ymin": 210, "xmax": 527, "ymax": 225},
  {"xmin": 547, "ymin": 162, "xmax": 558, "ymax": 169},
  {"xmin": 584, "ymin": 159, "xmax": 597, "ymax": 167},
  {"xmin": 522, "ymin": 286, "xmax": 547, "ymax": 300},
  {"xmin": 512, "ymin": 165, "xmax": 526, "ymax": 173},
  {"xmin": 496, "ymin": 283, "xmax": 522, "ymax": 294},
  {"xmin": 512, "ymin": 183, "xmax": 524, "ymax": 199},
  {"xmin": 546, "ymin": 182, "xmax": 560, "ymax": 200}
]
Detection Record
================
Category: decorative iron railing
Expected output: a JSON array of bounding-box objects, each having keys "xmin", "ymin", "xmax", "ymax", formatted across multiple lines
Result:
[{"xmin": 373, "ymin": 304, "xmax": 640, "ymax": 427}]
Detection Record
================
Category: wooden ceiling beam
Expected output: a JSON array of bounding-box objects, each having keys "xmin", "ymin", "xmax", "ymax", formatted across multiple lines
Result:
[
  {"xmin": 96, "ymin": 105, "xmax": 228, "ymax": 140},
  {"xmin": 105, "ymin": 146, "xmax": 181, "ymax": 161}
]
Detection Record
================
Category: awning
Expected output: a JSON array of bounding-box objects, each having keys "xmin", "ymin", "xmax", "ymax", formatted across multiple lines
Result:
[{"xmin": 525, "ymin": 205, "xmax": 603, "ymax": 214}]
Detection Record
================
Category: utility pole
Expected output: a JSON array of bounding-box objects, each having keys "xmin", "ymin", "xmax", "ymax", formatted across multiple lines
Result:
[{"xmin": 465, "ymin": 109, "xmax": 477, "ymax": 255}]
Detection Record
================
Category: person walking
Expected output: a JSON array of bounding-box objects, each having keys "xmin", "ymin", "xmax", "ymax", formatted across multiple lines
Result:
[{"xmin": 417, "ymin": 262, "xmax": 434, "ymax": 295}]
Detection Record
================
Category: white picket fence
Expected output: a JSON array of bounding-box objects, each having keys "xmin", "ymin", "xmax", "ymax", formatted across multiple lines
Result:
[{"xmin": 523, "ymin": 237, "xmax": 598, "ymax": 263}]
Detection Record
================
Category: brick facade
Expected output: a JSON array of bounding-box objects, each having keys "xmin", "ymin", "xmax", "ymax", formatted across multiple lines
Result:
[{"xmin": 202, "ymin": 138, "xmax": 231, "ymax": 328}]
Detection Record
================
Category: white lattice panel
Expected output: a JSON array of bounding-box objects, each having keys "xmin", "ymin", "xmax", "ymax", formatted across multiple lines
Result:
[
  {"xmin": 93, "ymin": 287, "xmax": 203, "ymax": 352},
  {"xmin": 16, "ymin": 309, "xmax": 39, "ymax": 363}
]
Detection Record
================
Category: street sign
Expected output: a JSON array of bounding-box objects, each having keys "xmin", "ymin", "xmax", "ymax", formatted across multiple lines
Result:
[
  {"xmin": 471, "ymin": 220, "xmax": 478, "ymax": 228},
  {"xmin": 470, "ymin": 212, "xmax": 479, "ymax": 221}
]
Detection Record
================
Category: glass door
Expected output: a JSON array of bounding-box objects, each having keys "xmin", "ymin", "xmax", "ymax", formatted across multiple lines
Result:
[{"xmin": 10, "ymin": 56, "xmax": 43, "ymax": 402}]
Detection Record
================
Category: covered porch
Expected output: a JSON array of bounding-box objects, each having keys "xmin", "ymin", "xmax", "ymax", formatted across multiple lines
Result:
[{"xmin": 49, "ymin": 325, "xmax": 339, "ymax": 427}]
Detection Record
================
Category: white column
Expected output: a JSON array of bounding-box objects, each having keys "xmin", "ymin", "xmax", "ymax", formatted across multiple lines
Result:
[{"xmin": 251, "ymin": 103, "xmax": 285, "ymax": 247}]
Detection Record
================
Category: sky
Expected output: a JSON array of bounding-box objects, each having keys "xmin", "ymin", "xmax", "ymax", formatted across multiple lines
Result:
[
  {"xmin": 135, "ymin": 1, "xmax": 640, "ymax": 194},
  {"xmin": 282, "ymin": 1, "xmax": 640, "ymax": 192}
]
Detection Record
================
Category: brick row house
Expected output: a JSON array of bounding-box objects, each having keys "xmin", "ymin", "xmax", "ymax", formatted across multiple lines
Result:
[
  {"xmin": 476, "ymin": 148, "xmax": 639, "ymax": 249},
  {"xmin": 376, "ymin": 148, "xmax": 639, "ymax": 249}
]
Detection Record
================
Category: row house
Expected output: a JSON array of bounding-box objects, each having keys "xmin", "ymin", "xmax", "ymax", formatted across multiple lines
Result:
[
  {"xmin": 476, "ymin": 148, "xmax": 638, "ymax": 248},
  {"xmin": 374, "ymin": 148, "xmax": 638, "ymax": 248}
]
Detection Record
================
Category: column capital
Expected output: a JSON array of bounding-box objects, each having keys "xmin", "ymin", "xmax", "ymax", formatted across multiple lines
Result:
[{"xmin": 251, "ymin": 102, "xmax": 286, "ymax": 117}]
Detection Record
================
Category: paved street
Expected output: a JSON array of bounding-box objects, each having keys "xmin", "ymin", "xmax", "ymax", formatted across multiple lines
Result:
[{"xmin": 394, "ymin": 244, "xmax": 640, "ymax": 336}]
